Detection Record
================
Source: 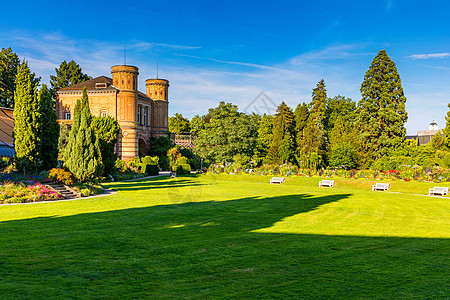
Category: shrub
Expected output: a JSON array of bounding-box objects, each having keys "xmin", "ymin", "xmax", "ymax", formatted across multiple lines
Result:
[
  {"xmin": 49, "ymin": 168, "xmax": 75, "ymax": 186},
  {"xmin": 141, "ymin": 164, "xmax": 159, "ymax": 176},
  {"xmin": 176, "ymin": 164, "xmax": 191, "ymax": 175},
  {"xmin": 142, "ymin": 156, "xmax": 159, "ymax": 165},
  {"xmin": 115, "ymin": 159, "xmax": 130, "ymax": 173}
]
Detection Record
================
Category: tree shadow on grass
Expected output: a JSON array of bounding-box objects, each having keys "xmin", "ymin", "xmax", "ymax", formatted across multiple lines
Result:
[
  {"xmin": 104, "ymin": 176, "xmax": 206, "ymax": 192},
  {"xmin": 0, "ymin": 193, "xmax": 448, "ymax": 299}
]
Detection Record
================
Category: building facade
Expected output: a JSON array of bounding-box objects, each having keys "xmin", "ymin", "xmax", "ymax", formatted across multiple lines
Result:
[{"xmin": 56, "ymin": 65, "xmax": 169, "ymax": 160}]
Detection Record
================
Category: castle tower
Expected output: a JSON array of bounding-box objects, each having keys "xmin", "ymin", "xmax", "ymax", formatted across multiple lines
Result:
[
  {"xmin": 111, "ymin": 65, "xmax": 139, "ymax": 159},
  {"xmin": 146, "ymin": 78, "xmax": 169, "ymax": 136}
]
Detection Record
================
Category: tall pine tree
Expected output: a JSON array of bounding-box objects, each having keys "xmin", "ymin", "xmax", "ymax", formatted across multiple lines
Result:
[
  {"xmin": 13, "ymin": 61, "xmax": 41, "ymax": 171},
  {"xmin": 64, "ymin": 87, "xmax": 103, "ymax": 181},
  {"xmin": 356, "ymin": 50, "xmax": 407, "ymax": 164},
  {"xmin": 38, "ymin": 84, "xmax": 59, "ymax": 170}
]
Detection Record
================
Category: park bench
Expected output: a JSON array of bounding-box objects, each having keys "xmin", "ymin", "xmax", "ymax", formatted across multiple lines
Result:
[
  {"xmin": 428, "ymin": 186, "xmax": 449, "ymax": 196},
  {"xmin": 372, "ymin": 183, "xmax": 389, "ymax": 191},
  {"xmin": 270, "ymin": 177, "xmax": 285, "ymax": 184},
  {"xmin": 319, "ymin": 180, "xmax": 334, "ymax": 187}
]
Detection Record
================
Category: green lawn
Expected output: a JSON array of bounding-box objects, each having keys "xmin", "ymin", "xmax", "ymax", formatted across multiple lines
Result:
[{"xmin": 0, "ymin": 174, "xmax": 449, "ymax": 299}]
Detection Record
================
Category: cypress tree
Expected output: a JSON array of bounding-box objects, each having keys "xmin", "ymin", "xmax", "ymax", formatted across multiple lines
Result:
[
  {"xmin": 13, "ymin": 61, "xmax": 40, "ymax": 171},
  {"xmin": 356, "ymin": 50, "xmax": 408, "ymax": 163},
  {"xmin": 294, "ymin": 102, "xmax": 309, "ymax": 153},
  {"xmin": 64, "ymin": 87, "xmax": 103, "ymax": 181},
  {"xmin": 0, "ymin": 47, "xmax": 20, "ymax": 108},
  {"xmin": 38, "ymin": 84, "xmax": 59, "ymax": 170}
]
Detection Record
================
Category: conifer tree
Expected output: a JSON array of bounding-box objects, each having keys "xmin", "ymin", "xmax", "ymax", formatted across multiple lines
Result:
[
  {"xmin": 298, "ymin": 80, "xmax": 327, "ymax": 156},
  {"xmin": 50, "ymin": 60, "xmax": 91, "ymax": 96},
  {"xmin": 13, "ymin": 61, "xmax": 40, "ymax": 171},
  {"xmin": 0, "ymin": 47, "xmax": 20, "ymax": 108},
  {"xmin": 294, "ymin": 102, "xmax": 309, "ymax": 147},
  {"xmin": 267, "ymin": 102, "xmax": 295, "ymax": 164},
  {"xmin": 64, "ymin": 87, "xmax": 103, "ymax": 181},
  {"xmin": 356, "ymin": 50, "xmax": 408, "ymax": 163},
  {"xmin": 37, "ymin": 84, "xmax": 59, "ymax": 170}
]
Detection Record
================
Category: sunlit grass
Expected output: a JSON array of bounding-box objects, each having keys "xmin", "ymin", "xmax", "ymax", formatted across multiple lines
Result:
[{"xmin": 0, "ymin": 174, "xmax": 448, "ymax": 299}]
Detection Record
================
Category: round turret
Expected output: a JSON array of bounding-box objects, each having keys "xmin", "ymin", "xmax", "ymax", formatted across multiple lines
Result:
[
  {"xmin": 145, "ymin": 78, "xmax": 169, "ymax": 101},
  {"xmin": 429, "ymin": 121, "xmax": 439, "ymax": 131},
  {"xmin": 111, "ymin": 65, "xmax": 139, "ymax": 91}
]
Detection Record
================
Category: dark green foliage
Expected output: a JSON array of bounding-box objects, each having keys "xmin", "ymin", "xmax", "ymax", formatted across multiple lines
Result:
[
  {"xmin": 324, "ymin": 95, "xmax": 356, "ymax": 133},
  {"xmin": 58, "ymin": 123, "xmax": 72, "ymax": 160},
  {"xmin": 356, "ymin": 50, "xmax": 408, "ymax": 164},
  {"xmin": 194, "ymin": 102, "xmax": 258, "ymax": 164},
  {"xmin": 91, "ymin": 116, "xmax": 120, "ymax": 175},
  {"xmin": 141, "ymin": 164, "xmax": 159, "ymax": 176},
  {"xmin": 64, "ymin": 88, "xmax": 103, "ymax": 181},
  {"xmin": 258, "ymin": 114, "xmax": 274, "ymax": 157},
  {"xmin": 37, "ymin": 84, "xmax": 59, "ymax": 170},
  {"xmin": 298, "ymin": 80, "xmax": 327, "ymax": 159},
  {"xmin": 176, "ymin": 163, "xmax": 191, "ymax": 174},
  {"xmin": 328, "ymin": 142, "xmax": 356, "ymax": 169},
  {"xmin": 294, "ymin": 102, "xmax": 309, "ymax": 146},
  {"xmin": 13, "ymin": 61, "xmax": 40, "ymax": 172},
  {"xmin": 190, "ymin": 114, "xmax": 208, "ymax": 135},
  {"xmin": 0, "ymin": 47, "xmax": 20, "ymax": 108},
  {"xmin": 50, "ymin": 60, "xmax": 91, "ymax": 96},
  {"xmin": 267, "ymin": 102, "xmax": 295, "ymax": 164},
  {"xmin": 169, "ymin": 113, "xmax": 191, "ymax": 133},
  {"xmin": 148, "ymin": 136, "xmax": 174, "ymax": 170}
]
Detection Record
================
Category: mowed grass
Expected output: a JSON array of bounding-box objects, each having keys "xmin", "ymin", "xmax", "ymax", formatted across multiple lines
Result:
[{"xmin": 0, "ymin": 174, "xmax": 449, "ymax": 299}]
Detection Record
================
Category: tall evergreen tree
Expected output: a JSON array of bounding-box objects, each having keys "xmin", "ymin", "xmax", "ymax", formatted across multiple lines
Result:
[
  {"xmin": 356, "ymin": 50, "xmax": 408, "ymax": 164},
  {"xmin": 267, "ymin": 102, "xmax": 295, "ymax": 164},
  {"xmin": 13, "ymin": 61, "xmax": 40, "ymax": 171},
  {"xmin": 0, "ymin": 47, "xmax": 20, "ymax": 108},
  {"xmin": 50, "ymin": 60, "xmax": 91, "ymax": 96},
  {"xmin": 294, "ymin": 102, "xmax": 309, "ymax": 152},
  {"xmin": 298, "ymin": 80, "xmax": 327, "ymax": 156},
  {"xmin": 64, "ymin": 88, "xmax": 103, "ymax": 181},
  {"xmin": 37, "ymin": 84, "xmax": 59, "ymax": 170}
]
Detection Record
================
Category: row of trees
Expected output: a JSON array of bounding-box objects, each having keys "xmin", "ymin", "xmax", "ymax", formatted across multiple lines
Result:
[
  {"xmin": 170, "ymin": 50, "xmax": 449, "ymax": 170},
  {"xmin": 7, "ymin": 46, "xmax": 121, "ymax": 181},
  {"xmin": 1, "ymin": 47, "xmax": 91, "ymax": 108}
]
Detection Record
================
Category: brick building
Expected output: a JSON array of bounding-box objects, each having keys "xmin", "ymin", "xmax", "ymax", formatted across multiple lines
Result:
[{"xmin": 56, "ymin": 65, "xmax": 169, "ymax": 159}]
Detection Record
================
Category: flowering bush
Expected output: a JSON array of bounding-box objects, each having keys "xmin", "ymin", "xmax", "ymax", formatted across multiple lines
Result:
[{"xmin": 49, "ymin": 168, "xmax": 75, "ymax": 186}]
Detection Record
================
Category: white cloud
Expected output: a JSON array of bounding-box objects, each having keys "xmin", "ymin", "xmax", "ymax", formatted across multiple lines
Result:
[
  {"xmin": 409, "ymin": 53, "xmax": 450, "ymax": 59},
  {"xmin": 1, "ymin": 30, "xmax": 448, "ymax": 135}
]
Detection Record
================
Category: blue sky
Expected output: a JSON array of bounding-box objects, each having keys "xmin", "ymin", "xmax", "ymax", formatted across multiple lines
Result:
[{"xmin": 1, "ymin": 0, "xmax": 449, "ymax": 134}]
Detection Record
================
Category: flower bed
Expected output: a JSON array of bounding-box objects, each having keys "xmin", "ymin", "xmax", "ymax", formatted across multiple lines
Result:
[{"xmin": 0, "ymin": 181, "xmax": 62, "ymax": 204}]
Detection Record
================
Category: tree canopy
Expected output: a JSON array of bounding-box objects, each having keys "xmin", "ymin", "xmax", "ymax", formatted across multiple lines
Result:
[
  {"xmin": 356, "ymin": 50, "xmax": 407, "ymax": 164},
  {"xmin": 169, "ymin": 113, "xmax": 191, "ymax": 133},
  {"xmin": 50, "ymin": 60, "xmax": 91, "ymax": 95}
]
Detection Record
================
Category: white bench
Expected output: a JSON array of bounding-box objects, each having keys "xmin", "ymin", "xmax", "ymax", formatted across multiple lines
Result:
[
  {"xmin": 372, "ymin": 183, "xmax": 389, "ymax": 191},
  {"xmin": 270, "ymin": 177, "xmax": 285, "ymax": 184},
  {"xmin": 319, "ymin": 180, "xmax": 334, "ymax": 187},
  {"xmin": 429, "ymin": 186, "xmax": 449, "ymax": 196}
]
